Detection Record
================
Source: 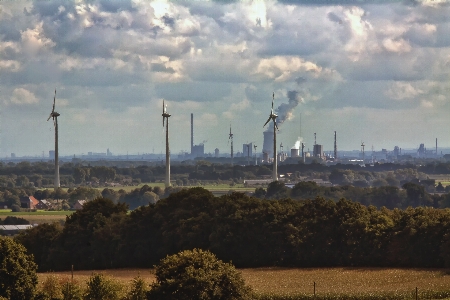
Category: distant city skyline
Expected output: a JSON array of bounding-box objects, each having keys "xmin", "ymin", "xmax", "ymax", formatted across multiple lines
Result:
[{"xmin": 1, "ymin": 0, "xmax": 449, "ymax": 157}]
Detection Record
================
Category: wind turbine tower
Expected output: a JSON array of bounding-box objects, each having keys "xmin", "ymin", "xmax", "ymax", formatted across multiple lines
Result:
[
  {"xmin": 47, "ymin": 89, "xmax": 60, "ymax": 189},
  {"xmin": 361, "ymin": 142, "xmax": 365, "ymax": 164},
  {"xmin": 263, "ymin": 92, "xmax": 278, "ymax": 182},
  {"xmin": 229, "ymin": 125, "xmax": 234, "ymax": 167},
  {"xmin": 301, "ymin": 142, "xmax": 305, "ymax": 163},
  {"xmin": 334, "ymin": 131, "xmax": 337, "ymax": 160},
  {"xmin": 162, "ymin": 100, "xmax": 171, "ymax": 188}
]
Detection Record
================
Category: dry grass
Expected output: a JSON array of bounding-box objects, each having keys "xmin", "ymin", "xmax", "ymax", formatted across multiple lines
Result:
[
  {"xmin": 241, "ymin": 267, "xmax": 450, "ymax": 295},
  {"xmin": 38, "ymin": 269, "xmax": 156, "ymax": 290},
  {"xmin": 38, "ymin": 267, "xmax": 450, "ymax": 296},
  {"xmin": 10, "ymin": 214, "xmax": 68, "ymax": 224}
]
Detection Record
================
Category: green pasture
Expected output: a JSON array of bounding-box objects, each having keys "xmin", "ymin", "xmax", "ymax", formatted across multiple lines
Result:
[
  {"xmin": 91, "ymin": 183, "xmax": 255, "ymax": 193},
  {"xmin": 0, "ymin": 209, "xmax": 73, "ymax": 216}
]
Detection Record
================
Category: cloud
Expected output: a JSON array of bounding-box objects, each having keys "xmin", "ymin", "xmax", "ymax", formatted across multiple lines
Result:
[
  {"xmin": 2, "ymin": 0, "xmax": 450, "ymax": 155},
  {"xmin": 9, "ymin": 88, "xmax": 38, "ymax": 105},
  {"xmin": 385, "ymin": 82, "xmax": 423, "ymax": 100},
  {"xmin": 223, "ymin": 98, "xmax": 251, "ymax": 119},
  {"xmin": 21, "ymin": 21, "xmax": 55, "ymax": 56}
]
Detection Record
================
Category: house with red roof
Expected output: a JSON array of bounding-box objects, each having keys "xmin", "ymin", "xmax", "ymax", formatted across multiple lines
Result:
[{"xmin": 20, "ymin": 196, "xmax": 39, "ymax": 209}]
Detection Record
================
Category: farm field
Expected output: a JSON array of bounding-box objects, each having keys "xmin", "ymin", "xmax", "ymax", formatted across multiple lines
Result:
[
  {"xmin": 0, "ymin": 210, "xmax": 72, "ymax": 224},
  {"xmin": 92, "ymin": 183, "xmax": 255, "ymax": 196},
  {"xmin": 38, "ymin": 267, "xmax": 450, "ymax": 297},
  {"xmin": 0, "ymin": 210, "xmax": 72, "ymax": 215}
]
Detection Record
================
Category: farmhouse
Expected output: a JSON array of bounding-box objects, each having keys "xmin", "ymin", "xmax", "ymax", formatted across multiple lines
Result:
[
  {"xmin": 20, "ymin": 196, "xmax": 39, "ymax": 209},
  {"xmin": 35, "ymin": 199, "xmax": 51, "ymax": 210},
  {"xmin": 73, "ymin": 200, "xmax": 87, "ymax": 210}
]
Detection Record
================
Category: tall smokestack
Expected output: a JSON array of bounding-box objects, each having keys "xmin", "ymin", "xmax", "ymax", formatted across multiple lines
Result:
[
  {"xmin": 191, "ymin": 113, "xmax": 194, "ymax": 155},
  {"xmin": 436, "ymin": 138, "xmax": 438, "ymax": 156}
]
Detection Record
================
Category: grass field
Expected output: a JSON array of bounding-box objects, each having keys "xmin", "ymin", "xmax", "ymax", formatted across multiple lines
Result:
[
  {"xmin": 38, "ymin": 267, "xmax": 450, "ymax": 297},
  {"xmin": 0, "ymin": 210, "xmax": 72, "ymax": 224},
  {"xmin": 0, "ymin": 210, "xmax": 72, "ymax": 215}
]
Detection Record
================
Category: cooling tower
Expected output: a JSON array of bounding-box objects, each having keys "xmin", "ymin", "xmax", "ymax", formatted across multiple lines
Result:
[{"xmin": 291, "ymin": 148, "xmax": 299, "ymax": 157}]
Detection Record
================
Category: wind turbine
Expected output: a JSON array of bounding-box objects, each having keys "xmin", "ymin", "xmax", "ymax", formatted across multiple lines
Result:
[
  {"xmin": 162, "ymin": 100, "xmax": 171, "ymax": 188},
  {"xmin": 228, "ymin": 125, "xmax": 233, "ymax": 167},
  {"xmin": 47, "ymin": 89, "xmax": 60, "ymax": 189},
  {"xmin": 263, "ymin": 92, "xmax": 278, "ymax": 182}
]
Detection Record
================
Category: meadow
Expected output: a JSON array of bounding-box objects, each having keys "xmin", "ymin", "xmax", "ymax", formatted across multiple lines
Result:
[
  {"xmin": 0, "ymin": 209, "xmax": 72, "ymax": 224},
  {"xmin": 38, "ymin": 267, "xmax": 450, "ymax": 299}
]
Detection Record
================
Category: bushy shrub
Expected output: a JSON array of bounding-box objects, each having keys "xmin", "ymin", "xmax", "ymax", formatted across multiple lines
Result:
[
  {"xmin": 147, "ymin": 248, "xmax": 252, "ymax": 300},
  {"xmin": 84, "ymin": 273, "xmax": 123, "ymax": 300},
  {"xmin": 61, "ymin": 279, "xmax": 83, "ymax": 300},
  {"xmin": 125, "ymin": 276, "xmax": 148, "ymax": 300},
  {"xmin": 39, "ymin": 274, "xmax": 62, "ymax": 299}
]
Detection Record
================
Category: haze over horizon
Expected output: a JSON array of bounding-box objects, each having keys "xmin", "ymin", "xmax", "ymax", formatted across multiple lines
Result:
[{"xmin": 1, "ymin": 0, "xmax": 449, "ymax": 157}]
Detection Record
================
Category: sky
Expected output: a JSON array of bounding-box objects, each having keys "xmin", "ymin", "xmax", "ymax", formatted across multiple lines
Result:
[{"xmin": 1, "ymin": 0, "xmax": 450, "ymax": 157}]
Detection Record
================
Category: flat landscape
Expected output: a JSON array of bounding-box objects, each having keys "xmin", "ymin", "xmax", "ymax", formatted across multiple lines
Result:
[
  {"xmin": 0, "ymin": 210, "xmax": 72, "ymax": 224},
  {"xmin": 38, "ymin": 267, "xmax": 450, "ymax": 297}
]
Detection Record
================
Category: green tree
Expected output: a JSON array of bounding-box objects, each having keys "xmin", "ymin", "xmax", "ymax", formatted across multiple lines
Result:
[
  {"xmin": 16, "ymin": 175, "xmax": 30, "ymax": 187},
  {"xmin": 402, "ymin": 182, "xmax": 426, "ymax": 207},
  {"xmin": 61, "ymin": 279, "xmax": 83, "ymax": 300},
  {"xmin": 292, "ymin": 181, "xmax": 321, "ymax": 199},
  {"xmin": 38, "ymin": 274, "xmax": 62, "ymax": 299},
  {"xmin": 436, "ymin": 182, "xmax": 445, "ymax": 192},
  {"xmin": 73, "ymin": 168, "xmax": 87, "ymax": 184},
  {"xmin": 266, "ymin": 181, "xmax": 289, "ymax": 199},
  {"xmin": 15, "ymin": 222, "xmax": 63, "ymax": 271},
  {"xmin": 84, "ymin": 273, "xmax": 122, "ymax": 300},
  {"xmin": 0, "ymin": 237, "xmax": 38, "ymax": 300},
  {"xmin": 254, "ymin": 187, "xmax": 266, "ymax": 199},
  {"xmin": 60, "ymin": 198, "xmax": 128, "ymax": 270},
  {"xmin": 147, "ymin": 249, "xmax": 252, "ymax": 300},
  {"xmin": 126, "ymin": 276, "xmax": 148, "ymax": 300}
]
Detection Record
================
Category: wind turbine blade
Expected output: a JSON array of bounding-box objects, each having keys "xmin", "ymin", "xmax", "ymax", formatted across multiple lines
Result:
[
  {"xmin": 47, "ymin": 114, "xmax": 52, "ymax": 121},
  {"xmin": 163, "ymin": 117, "xmax": 165, "ymax": 127},
  {"xmin": 52, "ymin": 89, "xmax": 56, "ymax": 113},
  {"xmin": 263, "ymin": 117, "xmax": 271, "ymax": 127},
  {"xmin": 271, "ymin": 92, "xmax": 274, "ymax": 110}
]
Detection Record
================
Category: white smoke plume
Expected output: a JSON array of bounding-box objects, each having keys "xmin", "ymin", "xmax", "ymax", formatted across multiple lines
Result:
[
  {"xmin": 292, "ymin": 137, "xmax": 303, "ymax": 149},
  {"xmin": 276, "ymin": 90, "xmax": 304, "ymax": 125},
  {"xmin": 265, "ymin": 90, "xmax": 304, "ymax": 133}
]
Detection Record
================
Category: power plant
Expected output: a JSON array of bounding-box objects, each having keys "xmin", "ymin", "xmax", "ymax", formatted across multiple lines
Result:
[
  {"xmin": 190, "ymin": 113, "xmax": 205, "ymax": 158},
  {"xmin": 138, "ymin": 94, "xmax": 449, "ymax": 181},
  {"xmin": 262, "ymin": 130, "xmax": 274, "ymax": 158},
  {"xmin": 162, "ymin": 100, "xmax": 171, "ymax": 188},
  {"xmin": 47, "ymin": 90, "xmax": 60, "ymax": 189}
]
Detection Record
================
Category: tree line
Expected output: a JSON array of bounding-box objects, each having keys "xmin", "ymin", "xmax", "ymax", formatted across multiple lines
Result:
[
  {"xmin": 15, "ymin": 187, "xmax": 450, "ymax": 272},
  {"xmin": 262, "ymin": 180, "xmax": 450, "ymax": 209},
  {"xmin": 2, "ymin": 160, "xmax": 450, "ymax": 189}
]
